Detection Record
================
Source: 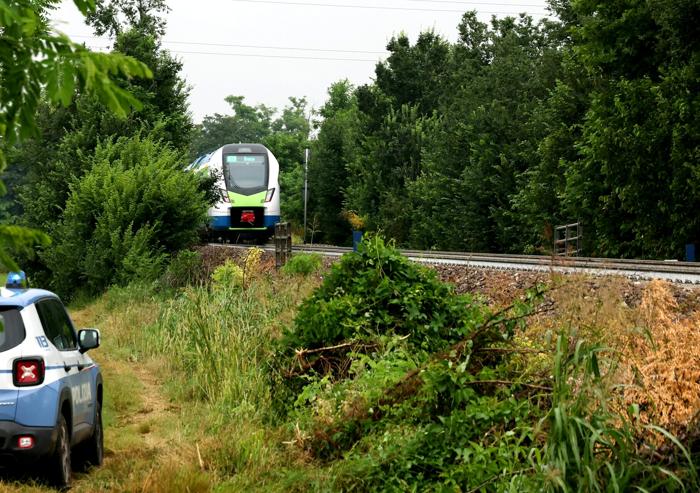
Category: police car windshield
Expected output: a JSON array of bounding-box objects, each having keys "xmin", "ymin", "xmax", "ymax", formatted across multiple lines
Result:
[{"xmin": 0, "ymin": 307, "xmax": 26, "ymax": 352}]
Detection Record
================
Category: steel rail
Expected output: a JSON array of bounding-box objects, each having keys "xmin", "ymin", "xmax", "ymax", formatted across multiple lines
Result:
[{"xmin": 208, "ymin": 243, "xmax": 700, "ymax": 284}]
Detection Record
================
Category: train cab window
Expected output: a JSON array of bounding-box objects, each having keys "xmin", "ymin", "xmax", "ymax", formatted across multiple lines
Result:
[{"xmin": 223, "ymin": 154, "xmax": 268, "ymax": 192}]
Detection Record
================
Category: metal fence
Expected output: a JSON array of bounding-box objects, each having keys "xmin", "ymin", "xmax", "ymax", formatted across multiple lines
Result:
[{"xmin": 554, "ymin": 222, "xmax": 582, "ymax": 256}]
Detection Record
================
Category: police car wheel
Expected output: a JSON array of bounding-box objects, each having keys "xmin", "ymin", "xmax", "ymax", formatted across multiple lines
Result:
[
  {"xmin": 75, "ymin": 400, "xmax": 104, "ymax": 470},
  {"xmin": 50, "ymin": 414, "xmax": 72, "ymax": 489},
  {"xmin": 87, "ymin": 401, "xmax": 104, "ymax": 466}
]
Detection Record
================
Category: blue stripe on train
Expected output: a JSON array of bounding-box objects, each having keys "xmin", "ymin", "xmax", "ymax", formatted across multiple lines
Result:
[
  {"xmin": 264, "ymin": 215, "xmax": 281, "ymax": 227},
  {"xmin": 209, "ymin": 215, "xmax": 281, "ymax": 230},
  {"xmin": 209, "ymin": 216, "xmax": 230, "ymax": 230}
]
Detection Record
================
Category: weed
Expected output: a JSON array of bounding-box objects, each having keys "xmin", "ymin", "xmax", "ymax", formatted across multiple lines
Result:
[
  {"xmin": 210, "ymin": 259, "xmax": 243, "ymax": 290},
  {"xmin": 281, "ymin": 253, "xmax": 323, "ymax": 276},
  {"xmin": 621, "ymin": 280, "xmax": 700, "ymax": 434},
  {"xmin": 160, "ymin": 250, "xmax": 204, "ymax": 289},
  {"xmin": 541, "ymin": 334, "xmax": 699, "ymax": 491}
]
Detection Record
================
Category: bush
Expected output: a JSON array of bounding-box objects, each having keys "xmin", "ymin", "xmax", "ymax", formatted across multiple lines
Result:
[
  {"xmin": 281, "ymin": 235, "xmax": 483, "ymax": 352},
  {"xmin": 42, "ymin": 133, "xmax": 209, "ymax": 298},
  {"xmin": 161, "ymin": 250, "xmax": 204, "ymax": 289},
  {"xmin": 280, "ymin": 253, "xmax": 322, "ymax": 276},
  {"xmin": 272, "ymin": 236, "xmax": 547, "ymax": 488},
  {"xmin": 211, "ymin": 260, "xmax": 244, "ymax": 290}
]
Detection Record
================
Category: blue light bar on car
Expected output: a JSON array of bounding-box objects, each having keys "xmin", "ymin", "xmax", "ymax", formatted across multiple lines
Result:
[{"xmin": 6, "ymin": 271, "xmax": 28, "ymax": 289}]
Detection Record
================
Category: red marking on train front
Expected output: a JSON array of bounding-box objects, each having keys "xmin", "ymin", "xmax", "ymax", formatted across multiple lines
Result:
[{"xmin": 241, "ymin": 211, "xmax": 255, "ymax": 224}]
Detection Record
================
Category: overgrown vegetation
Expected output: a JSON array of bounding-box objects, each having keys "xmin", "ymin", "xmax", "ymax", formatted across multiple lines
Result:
[
  {"xmin": 270, "ymin": 237, "xmax": 699, "ymax": 491},
  {"xmin": 308, "ymin": 2, "xmax": 700, "ymax": 257},
  {"xmin": 42, "ymin": 133, "xmax": 208, "ymax": 298},
  {"xmin": 4, "ymin": 243, "xmax": 697, "ymax": 492}
]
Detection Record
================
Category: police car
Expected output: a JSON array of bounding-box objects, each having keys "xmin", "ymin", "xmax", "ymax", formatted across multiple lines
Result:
[{"xmin": 0, "ymin": 272, "xmax": 103, "ymax": 488}]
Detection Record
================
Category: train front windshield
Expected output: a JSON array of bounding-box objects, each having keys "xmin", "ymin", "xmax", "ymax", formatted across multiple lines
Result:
[{"xmin": 223, "ymin": 154, "xmax": 268, "ymax": 192}]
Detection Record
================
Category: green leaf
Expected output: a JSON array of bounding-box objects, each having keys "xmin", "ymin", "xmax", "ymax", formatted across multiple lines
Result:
[
  {"xmin": 58, "ymin": 61, "xmax": 76, "ymax": 106},
  {"xmin": 71, "ymin": 0, "xmax": 95, "ymax": 16}
]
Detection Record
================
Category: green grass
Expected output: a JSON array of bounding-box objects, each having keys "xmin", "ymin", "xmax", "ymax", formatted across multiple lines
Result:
[{"xmin": 4, "ymin": 249, "xmax": 698, "ymax": 493}]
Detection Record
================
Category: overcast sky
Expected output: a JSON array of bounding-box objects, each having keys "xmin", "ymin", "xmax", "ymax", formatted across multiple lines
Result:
[{"xmin": 52, "ymin": 0, "xmax": 552, "ymax": 122}]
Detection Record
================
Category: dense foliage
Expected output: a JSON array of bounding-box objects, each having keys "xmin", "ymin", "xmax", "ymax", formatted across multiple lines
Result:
[
  {"xmin": 43, "ymin": 133, "xmax": 208, "ymax": 297},
  {"xmin": 0, "ymin": 0, "xmax": 211, "ymax": 293},
  {"xmin": 0, "ymin": 0, "xmax": 152, "ymax": 269},
  {"xmin": 307, "ymin": 2, "xmax": 700, "ymax": 259},
  {"xmin": 283, "ymin": 235, "xmax": 483, "ymax": 352},
  {"xmin": 274, "ymin": 238, "xmax": 698, "ymax": 491}
]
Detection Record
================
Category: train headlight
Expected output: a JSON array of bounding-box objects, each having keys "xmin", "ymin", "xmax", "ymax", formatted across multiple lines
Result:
[{"xmin": 264, "ymin": 188, "xmax": 275, "ymax": 203}]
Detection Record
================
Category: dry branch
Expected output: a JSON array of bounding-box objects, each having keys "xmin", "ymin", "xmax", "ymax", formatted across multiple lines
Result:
[{"xmin": 285, "ymin": 340, "xmax": 380, "ymax": 379}]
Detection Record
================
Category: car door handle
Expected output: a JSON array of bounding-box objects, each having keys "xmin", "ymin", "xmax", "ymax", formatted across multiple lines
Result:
[{"xmin": 64, "ymin": 363, "xmax": 71, "ymax": 373}]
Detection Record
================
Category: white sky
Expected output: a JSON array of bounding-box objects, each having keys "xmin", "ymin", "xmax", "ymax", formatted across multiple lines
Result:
[{"xmin": 52, "ymin": 0, "xmax": 552, "ymax": 122}]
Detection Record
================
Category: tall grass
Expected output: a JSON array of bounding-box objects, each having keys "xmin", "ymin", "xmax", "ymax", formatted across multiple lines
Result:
[
  {"xmin": 542, "ymin": 334, "xmax": 699, "ymax": 492},
  {"xmin": 137, "ymin": 276, "xmax": 320, "ymax": 488},
  {"xmin": 56, "ymin": 259, "xmax": 699, "ymax": 492},
  {"xmin": 143, "ymin": 277, "xmax": 315, "ymax": 416}
]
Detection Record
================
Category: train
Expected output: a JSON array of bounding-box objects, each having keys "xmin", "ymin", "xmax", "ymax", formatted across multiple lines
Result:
[{"xmin": 189, "ymin": 143, "xmax": 281, "ymax": 242}]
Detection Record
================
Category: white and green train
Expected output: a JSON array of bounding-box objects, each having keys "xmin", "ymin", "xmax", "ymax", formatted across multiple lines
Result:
[{"xmin": 189, "ymin": 143, "xmax": 280, "ymax": 242}]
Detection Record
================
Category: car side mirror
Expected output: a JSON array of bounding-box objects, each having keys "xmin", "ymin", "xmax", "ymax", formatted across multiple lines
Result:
[{"xmin": 78, "ymin": 329, "xmax": 100, "ymax": 353}]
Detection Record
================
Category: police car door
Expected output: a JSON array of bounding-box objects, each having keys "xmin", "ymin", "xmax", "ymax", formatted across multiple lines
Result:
[{"xmin": 36, "ymin": 299, "xmax": 92, "ymax": 429}]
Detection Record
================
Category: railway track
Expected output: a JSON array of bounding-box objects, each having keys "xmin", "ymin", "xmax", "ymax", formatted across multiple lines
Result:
[{"xmin": 208, "ymin": 243, "xmax": 700, "ymax": 284}]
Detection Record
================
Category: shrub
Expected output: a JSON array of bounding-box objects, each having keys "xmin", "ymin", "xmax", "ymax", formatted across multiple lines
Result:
[
  {"xmin": 280, "ymin": 253, "xmax": 322, "ymax": 276},
  {"xmin": 211, "ymin": 260, "xmax": 244, "ymax": 290},
  {"xmin": 273, "ymin": 237, "xmax": 550, "ymax": 489},
  {"xmin": 161, "ymin": 250, "xmax": 204, "ymax": 289},
  {"xmin": 42, "ymin": 133, "xmax": 209, "ymax": 298},
  {"xmin": 281, "ymin": 235, "xmax": 483, "ymax": 352}
]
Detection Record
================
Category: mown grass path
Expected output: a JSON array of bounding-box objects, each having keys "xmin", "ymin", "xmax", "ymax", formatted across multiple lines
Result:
[{"xmin": 0, "ymin": 302, "xmax": 210, "ymax": 493}]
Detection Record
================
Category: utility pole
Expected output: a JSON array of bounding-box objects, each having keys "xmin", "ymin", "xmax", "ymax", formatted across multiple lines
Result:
[{"xmin": 303, "ymin": 148, "xmax": 309, "ymax": 244}]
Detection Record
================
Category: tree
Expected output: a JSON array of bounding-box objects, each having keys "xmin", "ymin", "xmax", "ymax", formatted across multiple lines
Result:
[
  {"xmin": 308, "ymin": 81, "xmax": 360, "ymax": 244},
  {"xmin": 346, "ymin": 104, "xmax": 434, "ymax": 246},
  {"xmin": 560, "ymin": 0, "xmax": 700, "ymax": 258},
  {"xmin": 84, "ymin": 0, "xmax": 192, "ymax": 149},
  {"xmin": 0, "ymin": 0, "xmax": 151, "ymax": 269},
  {"xmin": 86, "ymin": 0, "xmax": 169, "ymax": 37},
  {"xmin": 263, "ymin": 97, "xmax": 310, "ymax": 225},
  {"xmin": 374, "ymin": 31, "xmax": 452, "ymax": 117},
  {"xmin": 407, "ymin": 13, "xmax": 563, "ymax": 251},
  {"xmin": 43, "ymin": 132, "xmax": 208, "ymax": 298},
  {"xmin": 190, "ymin": 96, "xmax": 274, "ymax": 157},
  {"xmin": 10, "ymin": 0, "xmax": 191, "ymax": 237}
]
